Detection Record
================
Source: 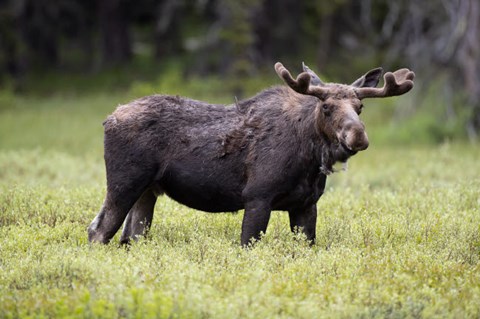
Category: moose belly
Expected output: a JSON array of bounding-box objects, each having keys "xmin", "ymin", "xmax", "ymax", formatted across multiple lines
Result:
[{"xmin": 158, "ymin": 160, "xmax": 245, "ymax": 213}]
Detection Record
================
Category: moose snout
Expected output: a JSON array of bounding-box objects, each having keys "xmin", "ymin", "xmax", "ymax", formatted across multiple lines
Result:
[{"xmin": 341, "ymin": 122, "xmax": 369, "ymax": 152}]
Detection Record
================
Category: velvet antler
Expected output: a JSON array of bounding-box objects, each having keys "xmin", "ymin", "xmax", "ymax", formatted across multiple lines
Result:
[
  {"xmin": 274, "ymin": 62, "xmax": 328, "ymax": 98},
  {"xmin": 355, "ymin": 68, "xmax": 415, "ymax": 99},
  {"xmin": 275, "ymin": 62, "xmax": 415, "ymax": 100}
]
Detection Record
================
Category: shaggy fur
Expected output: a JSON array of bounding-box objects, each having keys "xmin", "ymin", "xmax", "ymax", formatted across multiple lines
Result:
[{"xmin": 88, "ymin": 63, "xmax": 415, "ymax": 246}]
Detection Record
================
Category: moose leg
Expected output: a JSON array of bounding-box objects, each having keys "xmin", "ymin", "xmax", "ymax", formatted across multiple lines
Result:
[
  {"xmin": 288, "ymin": 204, "xmax": 317, "ymax": 243},
  {"xmin": 120, "ymin": 189, "xmax": 157, "ymax": 244},
  {"xmin": 88, "ymin": 169, "xmax": 152, "ymax": 244},
  {"xmin": 241, "ymin": 200, "xmax": 272, "ymax": 246}
]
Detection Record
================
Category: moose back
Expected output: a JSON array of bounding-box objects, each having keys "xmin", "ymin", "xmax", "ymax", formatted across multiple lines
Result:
[{"xmin": 88, "ymin": 62, "xmax": 415, "ymax": 246}]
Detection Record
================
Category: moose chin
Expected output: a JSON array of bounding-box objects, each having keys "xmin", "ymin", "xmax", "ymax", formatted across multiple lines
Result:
[{"xmin": 88, "ymin": 62, "xmax": 415, "ymax": 246}]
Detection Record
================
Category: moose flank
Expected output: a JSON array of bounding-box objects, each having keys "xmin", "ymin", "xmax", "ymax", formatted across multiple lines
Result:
[{"xmin": 88, "ymin": 62, "xmax": 415, "ymax": 246}]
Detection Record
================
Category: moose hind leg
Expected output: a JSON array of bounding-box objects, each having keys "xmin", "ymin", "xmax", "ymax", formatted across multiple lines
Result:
[
  {"xmin": 288, "ymin": 204, "xmax": 317, "ymax": 244},
  {"xmin": 88, "ymin": 172, "xmax": 152, "ymax": 244},
  {"xmin": 120, "ymin": 189, "xmax": 157, "ymax": 244}
]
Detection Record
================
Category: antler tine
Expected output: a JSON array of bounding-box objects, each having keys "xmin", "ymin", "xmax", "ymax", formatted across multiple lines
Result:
[
  {"xmin": 274, "ymin": 62, "xmax": 328, "ymax": 97},
  {"xmin": 274, "ymin": 62, "xmax": 310, "ymax": 94},
  {"xmin": 356, "ymin": 68, "xmax": 415, "ymax": 99}
]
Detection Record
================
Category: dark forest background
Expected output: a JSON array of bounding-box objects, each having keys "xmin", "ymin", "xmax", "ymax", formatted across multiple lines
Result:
[{"xmin": 1, "ymin": 0, "xmax": 479, "ymax": 141}]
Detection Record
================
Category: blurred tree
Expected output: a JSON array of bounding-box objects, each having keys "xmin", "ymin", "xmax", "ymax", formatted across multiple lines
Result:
[
  {"xmin": 253, "ymin": 0, "xmax": 304, "ymax": 67},
  {"xmin": 375, "ymin": 0, "xmax": 480, "ymax": 140},
  {"xmin": 60, "ymin": 0, "xmax": 96, "ymax": 70},
  {"xmin": 21, "ymin": 0, "xmax": 61, "ymax": 67},
  {"xmin": 458, "ymin": 0, "xmax": 480, "ymax": 139},
  {"xmin": 0, "ymin": 1, "xmax": 25, "ymax": 89},
  {"xmin": 154, "ymin": 0, "xmax": 184, "ymax": 60},
  {"xmin": 218, "ymin": 0, "xmax": 260, "ymax": 74},
  {"xmin": 187, "ymin": 0, "xmax": 261, "ymax": 96},
  {"xmin": 0, "ymin": 0, "xmax": 479, "ymax": 138},
  {"xmin": 98, "ymin": 0, "xmax": 132, "ymax": 65}
]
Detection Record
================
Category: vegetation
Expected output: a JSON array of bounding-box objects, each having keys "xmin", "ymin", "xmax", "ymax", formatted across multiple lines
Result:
[
  {"xmin": 0, "ymin": 1, "xmax": 479, "ymax": 316},
  {"xmin": 1, "ymin": 81, "xmax": 479, "ymax": 317}
]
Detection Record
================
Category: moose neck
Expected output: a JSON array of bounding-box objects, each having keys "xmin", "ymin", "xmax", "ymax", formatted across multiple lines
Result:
[
  {"xmin": 236, "ymin": 86, "xmax": 355, "ymax": 175},
  {"xmin": 282, "ymin": 89, "xmax": 355, "ymax": 175}
]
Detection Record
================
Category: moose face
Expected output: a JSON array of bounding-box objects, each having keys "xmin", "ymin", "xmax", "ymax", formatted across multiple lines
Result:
[
  {"xmin": 315, "ymin": 85, "xmax": 369, "ymax": 158},
  {"xmin": 275, "ymin": 62, "xmax": 414, "ymax": 162}
]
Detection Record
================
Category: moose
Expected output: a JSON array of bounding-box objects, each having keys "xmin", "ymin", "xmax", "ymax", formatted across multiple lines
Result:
[{"xmin": 88, "ymin": 62, "xmax": 415, "ymax": 246}]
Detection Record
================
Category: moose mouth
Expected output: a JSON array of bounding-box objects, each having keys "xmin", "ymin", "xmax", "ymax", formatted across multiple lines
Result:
[
  {"xmin": 335, "ymin": 142, "xmax": 357, "ymax": 162},
  {"xmin": 320, "ymin": 141, "xmax": 357, "ymax": 175}
]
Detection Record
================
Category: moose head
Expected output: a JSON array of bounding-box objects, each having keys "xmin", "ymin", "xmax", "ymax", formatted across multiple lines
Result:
[{"xmin": 275, "ymin": 62, "xmax": 415, "ymax": 165}]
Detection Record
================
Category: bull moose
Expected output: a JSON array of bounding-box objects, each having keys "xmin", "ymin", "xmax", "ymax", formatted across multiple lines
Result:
[{"xmin": 88, "ymin": 62, "xmax": 415, "ymax": 246}]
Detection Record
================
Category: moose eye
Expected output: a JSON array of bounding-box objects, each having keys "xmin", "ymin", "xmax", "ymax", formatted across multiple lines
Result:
[{"xmin": 321, "ymin": 104, "xmax": 331, "ymax": 114}]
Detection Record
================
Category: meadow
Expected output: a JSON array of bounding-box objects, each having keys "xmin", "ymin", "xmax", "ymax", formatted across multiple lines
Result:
[{"xmin": 0, "ymin": 84, "xmax": 479, "ymax": 318}]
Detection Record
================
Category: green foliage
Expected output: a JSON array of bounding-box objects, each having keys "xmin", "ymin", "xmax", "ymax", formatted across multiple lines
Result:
[
  {"xmin": 1, "ymin": 145, "xmax": 479, "ymax": 318},
  {"xmin": 0, "ymin": 88, "xmax": 17, "ymax": 112},
  {"xmin": 128, "ymin": 64, "xmax": 229, "ymax": 104},
  {"xmin": 21, "ymin": 59, "xmax": 166, "ymax": 96},
  {"xmin": 1, "ymin": 90, "xmax": 480, "ymax": 318}
]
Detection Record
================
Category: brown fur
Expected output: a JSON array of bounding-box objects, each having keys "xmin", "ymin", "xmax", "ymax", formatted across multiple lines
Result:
[{"xmin": 87, "ymin": 63, "xmax": 414, "ymax": 246}]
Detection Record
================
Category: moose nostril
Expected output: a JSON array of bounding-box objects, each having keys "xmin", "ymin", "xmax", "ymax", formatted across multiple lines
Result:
[
  {"xmin": 356, "ymin": 138, "xmax": 369, "ymax": 151},
  {"xmin": 343, "ymin": 128, "xmax": 369, "ymax": 151}
]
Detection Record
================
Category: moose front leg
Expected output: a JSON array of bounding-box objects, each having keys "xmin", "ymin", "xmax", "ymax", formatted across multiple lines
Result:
[
  {"xmin": 241, "ymin": 200, "xmax": 272, "ymax": 246},
  {"xmin": 288, "ymin": 204, "xmax": 317, "ymax": 244}
]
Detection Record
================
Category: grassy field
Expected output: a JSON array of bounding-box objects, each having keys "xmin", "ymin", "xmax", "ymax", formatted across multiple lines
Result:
[{"xmin": 0, "ymin": 91, "xmax": 479, "ymax": 318}]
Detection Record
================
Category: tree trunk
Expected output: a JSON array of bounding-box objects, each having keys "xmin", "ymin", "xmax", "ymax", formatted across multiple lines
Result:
[
  {"xmin": 461, "ymin": 0, "xmax": 480, "ymax": 140},
  {"xmin": 154, "ymin": 0, "xmax": 183, "ymax": 60},
  {"xmin": 98, "ymin": 0, "xmax": 132, "ymax": 66}
]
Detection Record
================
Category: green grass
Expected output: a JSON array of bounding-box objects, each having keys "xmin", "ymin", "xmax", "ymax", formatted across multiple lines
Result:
[{"xmin": 0, "ymin": 89, "xmax": 479, "ymax": 318}]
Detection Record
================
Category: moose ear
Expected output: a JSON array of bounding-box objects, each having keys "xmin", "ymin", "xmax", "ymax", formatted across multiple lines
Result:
[
  {"xmin": 302, "ymin": 62, "xmax": 324, "ymax": 86},
  {"xmin": 351, "ymin": 67, "xmax": 384, "ymax": 88}
]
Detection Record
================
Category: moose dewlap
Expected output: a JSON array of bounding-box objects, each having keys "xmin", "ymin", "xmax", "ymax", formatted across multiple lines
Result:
[{"xmin": 88, "ymin": 62, "xmax": 415, "ymax": 246}]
